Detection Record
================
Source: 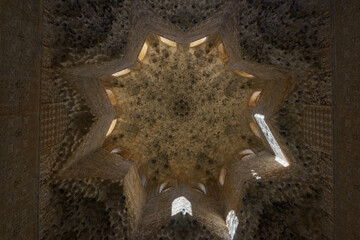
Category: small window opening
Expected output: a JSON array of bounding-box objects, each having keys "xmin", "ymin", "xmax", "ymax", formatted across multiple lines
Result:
[
  {"xmin": 112, "ymin": 68, "xmax": 131, "ymax": 77},
  {"xmin": 138, "ymin": 42, "xmax": 148, "ymax": 61},
  {"xmin": 171, "ymin": 196, "xmax": 192, "ymax": 216},
  {"xmin": 110, "ymin": 148, "xmax": 121, "ymax": 154},
  {"xmin": 159, "ymin": 182, "xmax": 168, "ymax": 193},
  {"xmin": 226, "ymin": 210, "xmax": 239, "ymax": 239},
  {"xmin": 219, "ymin": 168, "xmax": 227, "ymax": 186},
  {"xmin": 254, "ymin": 114, "xmax": 289, "ymax": 167},
  {"xmin": 106, "ymin": 89, "xmax": 117, "ymax": 105},
  {"xmin": 239, "ymin": 149, "xmax": 255, "ymax": 159},
  {"xmin": 198, "ymin": 183, "xmax": 207, "ymax": 195},
  {"xmin": 189, "ymin": 37, "xmax": 207, "ymax": 47},
  {"xmin": 159, "ymin": 36, "xmax": 177, "ymax": 47},
  {"xmin": 106, "ymin": 119, "xmax": 117, "ymax": 136},
  {"xmin": 235, "ymin": 69, "xmax": 254, "ymax": 78},
  {"xmin": 249, "ymin": 91, "xmax": 261, "ymax": 107},
  {"xmin": 249, "ymin": 122, "xmax": 261, "ymax": 138}
]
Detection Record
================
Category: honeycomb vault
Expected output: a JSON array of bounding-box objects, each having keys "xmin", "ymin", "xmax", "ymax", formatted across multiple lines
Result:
[{"xmin": 0, "ymin": 0, "xmax": 340, "ymax": 239}]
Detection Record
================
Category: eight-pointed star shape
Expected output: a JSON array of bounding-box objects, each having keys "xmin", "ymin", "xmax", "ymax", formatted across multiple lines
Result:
[{"xmin": 57, "ymin": 33, "xmax": 293, "ymax": 239}]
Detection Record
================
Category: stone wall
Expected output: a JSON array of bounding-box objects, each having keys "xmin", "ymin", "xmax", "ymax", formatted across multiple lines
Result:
[
  {"xmin": 0, "ymin": 0, "xmax": 42, "ymax": 239},
  {"xmin": 333, "ymin": 0, "xmax": 360, "ymax": 239}
]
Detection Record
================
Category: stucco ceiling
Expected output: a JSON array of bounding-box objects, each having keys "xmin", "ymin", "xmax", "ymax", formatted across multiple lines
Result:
[
  {"xmin": 103, "ymin": 34, "xmax": 265, "ymax": 186},
  {"xmin": 39, "ymin": 0, "xmax": 333, "ymax": 239}
]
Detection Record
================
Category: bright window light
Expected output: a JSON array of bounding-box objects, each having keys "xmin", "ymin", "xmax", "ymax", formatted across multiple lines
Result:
[
  {"xmin": 110, "ymin": 148, "xmax": 121, "ymax": 154},
  {"xmin": 234, "ymin": 70, "xmax": 254, "ymax": 78},
  {"xmin": 106, "ymin": 119, "xmax": 117, "ymax": 136},
  {"xmin": 249, "ymin": 122, "xmax": 261, "ymax": 138},
  {"xmin": 189, "ymin": 37, "xmax": 207, "ymax": 47},
  {"xmin": 254, "ymin": 114, "xmax": 289, "ymax": 167},
  {"xmin": 226, "ymin": 210, "xmax": 239, "ymax": 239},
  {"xmin": 239, "ymin": 149, "xmax": 254, "ymax": 159},
  {"xmin": 159, "ymin": 182, "xmax": 168, "ymax": 193},
  {"xmin": 106, "ymin": 89, "xmax": 117, "ymax": 105},
  {"xmin": 171, "ymin": 196, "xmax": 192, "ymax": 216},
  {"xmin": 138, "ymin": 42, "xmax": 148, "ymax": 61},
  {"xmin": 112, "ymin": 68, "xmax": 131, "ymax": 77},
  {"xmin": 198, "ymin": 183, "xmax": 207, "ymax": 195},
  {"xmin": 249, "ymin": 91, "xmax": 261, "ymax": 107},
  {"xmin": 159, "ymin": 36, "xmax": 177, "ymax": 47},
  {"xmin": 219, "ymin": 168, "xmax": 227, "ymax": 186}
]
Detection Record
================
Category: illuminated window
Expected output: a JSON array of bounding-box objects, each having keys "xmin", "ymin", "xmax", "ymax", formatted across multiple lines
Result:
[
  {"xmin": 254, "ymin": 114, "xmax": 289, "ymax": 167},
  {"xmin": 110, "ymin": 148, "xmax": 121, "ymax": 154},
  {"xmin": 249, "ymin": 91, "xmax": 261, "ymax": 107},
  {"xmin": 198, "ymin": 183, "xmax": 206, "ymax": 195},
  {"xmin": 226, "ymin": 210, "xmax": 239, "ymax": 239},
  {"xmin": 138, "ymin": 42, "xmax": 148, "ymax": 61},
  {"xmin": 106, "ymin": 119, "xmax": 117, "ymax": 136},
  {"xmin": 112, "ymin": 68, "xmax": 131, "ymax": 77},
  {"xmin": 239, "ymin": 149, "xmax": 254, "ymax": 159},
  {"xmin": 159, "ymin": 36, "xmax": 177, "ymax": 47},
  {"xmin": 159, "ymin": 182, "xmax": 168, "ymax": 193},
  {"xmin": 219, "ymin": 168, "xmax": 227, "ymax": 186},
  {"xmin": 106, "ymin": 89, "xmax": 117, "ymax": 105},
  {"xmin": 171, "ymin": 196, "xmax": 192, "ymax": 216},
  {"xmin": 249, "ymin": 122, "xmax": 261, "ymax": 138},
  {"xmin": 234, "ymin": 70, "xmax": 254, "ymax": 78},
  {"xmin": 189, "ymin": 37, "xmax": 207, "ymax": 47}
]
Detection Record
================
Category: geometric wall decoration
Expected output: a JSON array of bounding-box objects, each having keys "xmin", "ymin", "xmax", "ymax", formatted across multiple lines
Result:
[
  {"xmin": 301, "ymin": 105, "xmax": 332, "ymax": 155},
  {"xmin": 40, "ymin": 103, "xmax": 68, "ymax": 150}
]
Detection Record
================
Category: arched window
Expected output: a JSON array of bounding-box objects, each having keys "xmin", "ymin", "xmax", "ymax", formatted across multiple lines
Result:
[
  {"xmin": 106, "ymin": 119, "xmax": 117, "ymax": 136},
  {"xmin": 159, "ymin": 36, "xmax": 177, "ymax": 47},
  {"xmin": 189, "ymin": 37, "xmax": 207, "ymax": 47},
  {"xmin": 234, "ymin": 69, "xmax": 254, "ymax": 78},
  {"xmin": 171, "ymin": 196, "xmax": 192, "ymax": 216},
  {"xmin": 198, "ymin": 183, "xmax": 207, "ymax": 195},
  {"xmin": 249, "ymin": 91, "xmax": 261, "ymax": 107},
  {"xmin": 239, "ymin": 149, "xmax": 254, "ymax": 159},
  {"xmin": 249, "ymin": 122, "xmax": 261, "ymax": 138},
  {"xmin": 112, "ymin": 68, "xmax": 131, "ymax": 77},
  {"xmin": 254, "ymin": 114, "xmax": 289, "ymax": 167},
  {"xmin": 106, "ymin": 89, "xmax": 117, "ymax": 105},
  {"xmin": 219, "ymin": 168, "xmax": 227, "ymax": 186},
  {"xmin": 110, "ymin": 148, "xmax": 121, "ymax": 154},
  {"xmin": 138, "ymin": 41, "xmax": 148, "ymax": 61},
  {"xmin": 226, "ymin": 210, "xmax": 239, "ymax": 239},
  {"xmin": 159, "ymin": 181, "xmax": 168, "ymax": 193}
]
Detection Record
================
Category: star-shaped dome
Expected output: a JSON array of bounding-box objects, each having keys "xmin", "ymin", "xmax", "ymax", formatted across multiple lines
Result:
[{"xmin": 103, "ymin": 34, "xmax": 265, "ymax": 186}]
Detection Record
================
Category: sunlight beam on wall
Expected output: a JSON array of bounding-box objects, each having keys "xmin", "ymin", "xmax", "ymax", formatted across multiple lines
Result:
[{"xmin": 254, "ymin": 114, "xmax": 289, "ymax": 167}]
